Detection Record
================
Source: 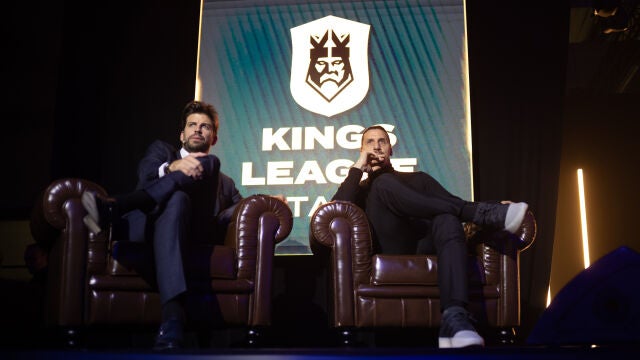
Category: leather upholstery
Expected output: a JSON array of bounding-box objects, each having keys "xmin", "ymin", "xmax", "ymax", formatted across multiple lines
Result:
[
  {"xmin": 32, "ymin": 178, "xmax": 292, "ymax": 329},
  {"xmin": 310, "ymin": 200, "xmax": 537, "ymax": 332}
]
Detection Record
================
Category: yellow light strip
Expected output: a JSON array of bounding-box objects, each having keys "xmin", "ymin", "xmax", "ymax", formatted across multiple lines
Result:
[
  {"xmin": 194, "ymin": 0, "xmax": 204, "ymax": 100},
  {"xmin": 462, "ymin": 0, "xmax": 473, "ymax": 201},
  {"xmin": 577, "ymin": 169, "xmax": 590, "ymax": 268}
]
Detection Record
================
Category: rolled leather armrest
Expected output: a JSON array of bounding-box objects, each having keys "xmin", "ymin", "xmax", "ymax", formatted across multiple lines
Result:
[
  {"xmin": 226, "ymin": 194, "xmax": 293, "ymax": 326},
  {"xmin": 226, "ymin": 194, "xmax": 293, "ymax": 246},
  {"xmin": 37, "ymin": 178, "xmax": 107, "ymax": 326},
  {"xmin": 310, "ymin": 200, "xmax": 374, "ymax": 287},
  {"xmin": 310, "ymin": 200, "xmax": 374, "ymax": 326},
  {"xmin": 225, "ymin": 194, "xmax": 293, "ymax": 279},
  {"xmin": 513, "ymin": 210, "xmax": 537, "ymax": 251},
  {"xmin": 41, "ymin": 178, "xmax": 107, "ymax": 230},
  {"xmin": 310, "ymin": 201, "xmax": 370, "ymax": 248}
]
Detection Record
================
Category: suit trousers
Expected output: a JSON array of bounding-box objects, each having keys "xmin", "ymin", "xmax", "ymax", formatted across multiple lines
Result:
[{"xmin": 121, "ymin": 155, "xmax": 221, "ymax": 304}]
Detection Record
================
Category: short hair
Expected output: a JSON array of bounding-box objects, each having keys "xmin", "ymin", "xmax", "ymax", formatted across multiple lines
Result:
[
  {"xmin": 180, "ymin": 100, "xmax": 219, "ymax": 133},
  {"xmin": 361, "ymin": 125, "xmax": 390, "ymax": 146}
]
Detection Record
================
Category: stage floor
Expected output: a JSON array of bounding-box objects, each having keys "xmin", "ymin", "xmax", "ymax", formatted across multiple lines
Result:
[
  {"xmin": 1, "ymin": 324, "xmax": 638, "ymax": 359},
  {"xmin": 4, "ymin": 345, "xmax": 640, "ymax": 360}
]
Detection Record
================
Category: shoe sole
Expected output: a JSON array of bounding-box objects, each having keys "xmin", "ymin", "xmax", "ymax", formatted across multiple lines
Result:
[
  {"xmin": 505, "ymin": 202, "xmax": 528, "ymax": 234},
  {"xmin": 439, "ymin": 337, "xmax": 452, "ymax": 348},
  {"xmin": 439, "ymin": 331, "xmax": 485, "ymax": 348},
  {"xmin": 153, "ymin": 342, "xmax": 182, "ymax": 351},
  {"xmin": 81, "ymin": 191, "xmax": 102, "ymax": 234}
]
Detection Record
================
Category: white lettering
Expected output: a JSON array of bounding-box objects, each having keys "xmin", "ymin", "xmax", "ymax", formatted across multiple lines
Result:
[
  {"xmin": 294, "ymin": 160, "xmax": 327, "ymax": 184},
  {"xmin": 304, "ymin": 126, "xmax": 334, "ymax": 150},
  {"xmin": 267, "ymin": 161, "xmax": 294, "ymax": 185},
  {"xmin": 261, "ymin": 124, "xmax": 398, "ymax": 151},
  {"xmin": 241, "ymin": 162, "xmax": 265, "ymax": 185},
  {"xmin": 326, "ymin": 159, "xmax": 354, "ymax": 183},
  {"xmin": 391, "ymin": 158, "xmax": 417, "ymax": 172},
  {"xmin": 286, "ymin": 196, "xmax": 309, "ymax": 217},
  {"xmin": 336, "ymin": 124, "xmax": 364, "ymax": 149},
  {"xmin": 241, "ymin": 158, "xmax": 417, "ymax": 186},
  {"xmin": 291, "ymin": 127, "xmax": 302, "ymax": 150},
  {"xmin": 262, "ymin": 128, "xmax": 290, "ymax": 151}
]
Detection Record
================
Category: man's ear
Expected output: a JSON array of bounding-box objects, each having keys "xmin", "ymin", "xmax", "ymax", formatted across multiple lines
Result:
[
  {"xmin": 180, "ymin": 131, "xmax": 185, "ymax": 143},
  {"xmin": 211, "ymin": 135, "xmax": 218, "ymax": 147}
]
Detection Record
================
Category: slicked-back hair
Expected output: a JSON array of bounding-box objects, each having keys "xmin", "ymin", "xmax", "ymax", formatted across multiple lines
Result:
[
  {"xmin": 361, "ymin": 125, "xmax": 390, "ymax": 146},
  {"xmin": 180, "ymin": 100, "xmax": 219, "ymax": 133}
]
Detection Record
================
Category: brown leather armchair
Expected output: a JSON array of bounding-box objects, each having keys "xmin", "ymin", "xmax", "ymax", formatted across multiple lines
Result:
[
  {"xmin": 309, "ymin": 200, "xmax": 537, "ymax": 345},
  {"xmin": 30, "ymin": 178, "xmax": 292, "ymax": 346}
]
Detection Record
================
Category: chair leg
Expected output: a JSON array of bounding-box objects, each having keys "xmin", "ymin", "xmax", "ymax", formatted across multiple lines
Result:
[
  {"xmin": 497, "ymin": 327, "xmax": 517, "ymax": 345},
  {"xmin": 58, "ymin": 326, "xmax": 82, "ymax": 348},
  {"xmin": 339, "ymin": 327, "xmax": 357, "ymax": 346},
  {"xmin": 246, "ymin": 327, "xmax": 261, "ymax": 347}
]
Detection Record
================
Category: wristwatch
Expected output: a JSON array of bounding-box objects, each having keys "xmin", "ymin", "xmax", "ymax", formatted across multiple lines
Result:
[{"xmin": 164, "ymin": 163, "xmax": 171, "ymax": 174}]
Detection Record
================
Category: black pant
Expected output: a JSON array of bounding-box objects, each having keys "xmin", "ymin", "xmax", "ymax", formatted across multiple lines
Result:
[{"xmin": 365, "ymin": 172, "xmax": 474, "ymax": 310}]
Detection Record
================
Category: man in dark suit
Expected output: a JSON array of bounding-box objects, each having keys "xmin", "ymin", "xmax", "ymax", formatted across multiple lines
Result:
[{"xmin": 81, "ymin": 100, "xmax": 245, "ymax": 350}]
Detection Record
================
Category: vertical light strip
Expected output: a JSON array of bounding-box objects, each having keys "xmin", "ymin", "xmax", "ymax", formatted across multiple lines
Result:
[
  {"xmin": 577, "ymin": 169, "xmax": 590, "ymax": 268},
  {"xmin": 462, "ymin": 0, "xmax": 474, "ymax": 201},
  {"xmin": 194, "ymin": 0, "xmax": 204, "ymax": 100},
  {"xmin": 546, "ymin": 285, "xmax": 551, "ymax": 307}
]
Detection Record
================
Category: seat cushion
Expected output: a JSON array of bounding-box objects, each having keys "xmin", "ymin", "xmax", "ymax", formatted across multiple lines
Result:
[
  {"xmin": 185, "ymin": 244, "xmax": 237, "ymax": 280},
  {"xmin": 108, "ymin": 241, "xmax": 236, "ymax": 280},
  {"xmin": 372, "ymin": 255, "xmax": 438, "ymax": 285},
  {"xmin": 371, "ymin": 253, "xmax": 488, "ymax": 286}
]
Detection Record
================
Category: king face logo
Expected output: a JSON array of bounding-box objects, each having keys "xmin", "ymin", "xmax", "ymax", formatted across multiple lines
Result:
[{"xmin": 291, "ymin": 16, "xmax": 371, "ymax": 117}]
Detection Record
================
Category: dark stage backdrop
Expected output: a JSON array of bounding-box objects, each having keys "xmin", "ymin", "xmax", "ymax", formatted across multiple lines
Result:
[
  {"xmin": 4, "ymin": 0, "xmax": 567, "ymax": 340},
  {"xmin": 465, "ymin": 1, "xmax": 568, "ymax": 339},
  {"xmin": 46, "ymin": 0, "xmax": 203, "ymax": 195}
]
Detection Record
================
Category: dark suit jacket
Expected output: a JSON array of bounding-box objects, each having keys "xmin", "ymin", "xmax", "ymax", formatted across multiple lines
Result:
[{"xmin": 135, "ymin": 140, "xmax": 243, "ymax": 227}]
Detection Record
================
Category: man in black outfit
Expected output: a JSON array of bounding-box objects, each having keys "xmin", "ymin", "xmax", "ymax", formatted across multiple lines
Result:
[
  {"xmin": 332, "ymin": 125, "xmax": 528, "ymax": 348},
  {"xmin": 81, "ymin": 101, "xmax": 249, "ymax": 350}
]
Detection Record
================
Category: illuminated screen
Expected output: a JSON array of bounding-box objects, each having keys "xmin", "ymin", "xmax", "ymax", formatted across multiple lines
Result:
[{"xmin": 198, "ymin": 0, "xmax": 471, "ymax": 255}]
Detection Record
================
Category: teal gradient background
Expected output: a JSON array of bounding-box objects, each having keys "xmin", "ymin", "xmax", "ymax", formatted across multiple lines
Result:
[{"xmin": 198, "ymin": 0, "xmax": 470, "ymax": 254}]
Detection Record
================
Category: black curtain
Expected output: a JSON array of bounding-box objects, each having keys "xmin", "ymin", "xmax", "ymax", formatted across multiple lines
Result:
[
  {"xmin": 49, "ymin": 0, "xmax": 201, "ymax": 195},
  {"xmin": 466, "ymin": 0, "xmax": 569, "ymax": 338},
  {"xmin": 4, "ymin": 0, "xmax": 201, "ymax": 217}
]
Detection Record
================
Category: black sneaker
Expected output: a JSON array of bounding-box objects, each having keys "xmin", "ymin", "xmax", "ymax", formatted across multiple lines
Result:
[
  {"xmin": 81, "ymin": 190, "xmax": 116, "ymax": 235},
  {"xmin": 439, "ymin": 306, "xmax": 484, "ymax": 348},
  {"xmin": 473, "ymin": 202, "xmax": 528, "ymax": 234},
  {"xmin": 153, "ymin": 318, "xmax": 184, "ymax": 351}
]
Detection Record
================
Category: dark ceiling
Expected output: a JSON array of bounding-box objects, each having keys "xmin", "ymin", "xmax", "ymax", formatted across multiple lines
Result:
[{"xmin": 567, "ymin": 0, "xmax": 640, "ymax": 94}]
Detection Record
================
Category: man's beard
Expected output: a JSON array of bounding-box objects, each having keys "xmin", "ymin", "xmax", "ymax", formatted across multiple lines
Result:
[{"xmin": 183, "ymin": 139, "xmax": 209, "ymax": 153}]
